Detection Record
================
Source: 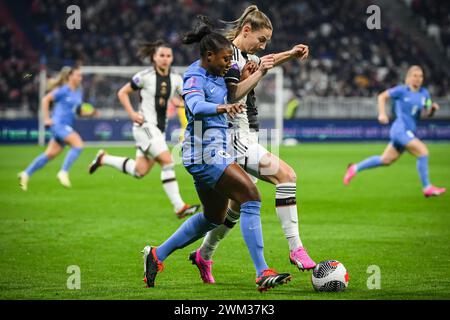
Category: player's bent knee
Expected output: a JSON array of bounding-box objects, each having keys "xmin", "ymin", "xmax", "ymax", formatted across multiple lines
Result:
[
  {"xmin": 285, "ymin": 167, "xmax": 297, "ymax": 183},
  {"xmin": 46, "ymin": 153, "xmax": 57, "ymax": 160},
  {"xmin": 239, "ymin": 185, "xmax": 261, "ymax": 203},
  {"xmin": 273, "ymin": 166, "xmax": 297, "ymax": 184},
  {"xmin": 381, "ymin": 158, "xmax": 394, "ymax": 166}
]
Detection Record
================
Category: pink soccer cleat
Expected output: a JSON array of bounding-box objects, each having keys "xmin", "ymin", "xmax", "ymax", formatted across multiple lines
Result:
[
  {"xmin": 423, "ymin": 185, "xmax": 446, "ymax": 198},
  {"xmin": 290, "ymin": 247, "xmax": 316, "ymax": 271},
  {"xmin": 343, "ymin": 164, "xmax": 357, "ymax": 185},
  {"xmin": 189, "ymin": 249, "xmax": 215, "ymax": 284}
]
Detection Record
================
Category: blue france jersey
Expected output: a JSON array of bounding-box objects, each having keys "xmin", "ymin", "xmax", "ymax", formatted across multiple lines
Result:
[
  {"xmin": 51, "ymin": 85, "xmax": 83, "ymax": 126},
  {"xmin": 181, "ymin": 60, "xmax": 229, "ymax": 165},
  {"xmin": 388, "ymin": 85, "xmax": 431, "ymax": 132}
]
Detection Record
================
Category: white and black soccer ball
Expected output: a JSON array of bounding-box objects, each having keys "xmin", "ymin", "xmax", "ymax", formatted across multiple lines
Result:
[{"xmin": 311, "ymin": 260, "xmax": 349, "ymax": 292}]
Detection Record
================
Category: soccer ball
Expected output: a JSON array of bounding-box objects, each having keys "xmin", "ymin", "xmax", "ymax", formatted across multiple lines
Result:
[{"xmin": 311, "ymin": 260, "xmax": 349, "ymax": 292}]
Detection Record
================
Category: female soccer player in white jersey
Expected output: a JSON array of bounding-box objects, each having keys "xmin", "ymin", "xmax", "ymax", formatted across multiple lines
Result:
[
  {"xmin": 343, "ymin": 65, "xmax": 445, "ymax": 197},
  {"xmin": 88, "ymin": 40, "xmax": 200, "ymax": 219},
  {"xmin": 189, "ymin": 5, "xmax": 316, "ymax": 284},
  {"xmin": 18, "ymin": 66, "xmax": 96, "ymax": 190}
]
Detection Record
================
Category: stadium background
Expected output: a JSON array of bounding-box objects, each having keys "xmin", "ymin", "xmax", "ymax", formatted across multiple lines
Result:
[{"xmin": 0, "ymin": 0, "xmax": 449, "ymax": 300}]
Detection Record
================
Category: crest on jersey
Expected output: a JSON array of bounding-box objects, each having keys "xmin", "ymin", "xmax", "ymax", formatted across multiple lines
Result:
[
  {"xmin": 133, "ymin": 76, "xmax": 141, "ymax": 85},
  {"xmin": 218, "ymin": 150, "xmax": 231, "ymax": 159}
]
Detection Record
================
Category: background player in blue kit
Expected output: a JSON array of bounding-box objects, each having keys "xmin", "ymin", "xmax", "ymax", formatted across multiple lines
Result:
[
  {"xmin": 142, "ymin": 16, "xmax": 292, "ymax": 292},
  {"xmin": 344, "ymin": 65, "xmax": 445, "ymax": 197},
  {"xmin": 18, "ymin": 66, "xmax": 96, "ymax": 190}
]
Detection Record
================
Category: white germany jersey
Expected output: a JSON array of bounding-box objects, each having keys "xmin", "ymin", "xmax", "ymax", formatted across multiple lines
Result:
[
  {"xmin": 131, "ymin": 68, "xmax": 183, "ymax": 132},
  {"xmin": 224, "ymin": 44, "xmax": 261, "ymax": 131}
]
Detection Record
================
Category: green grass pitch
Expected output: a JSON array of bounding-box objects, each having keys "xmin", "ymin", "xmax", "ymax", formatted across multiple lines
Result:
[{"xmin": 0, "ymin": 143, "xmax": 449, "ymax": 300}]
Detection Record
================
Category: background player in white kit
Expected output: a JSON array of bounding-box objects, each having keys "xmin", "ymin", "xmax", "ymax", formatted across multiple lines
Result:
[{"xmin": 89, "ymin": 40, "xmax": 200, "ymax": 219}]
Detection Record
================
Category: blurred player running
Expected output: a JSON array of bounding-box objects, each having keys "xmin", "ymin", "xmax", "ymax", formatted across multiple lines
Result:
[
  {"xmin": 18, "ymin": 66, "xmax": 96, "ymax": 190},
  {"xmin": 344, "ymin": 65, "xmax": 446, "ymax": 197},
  {"xmin": 189, "ymin": 5, "xmax": 315, "ymax": 284},
  {"xmin": 88, "ymin": 40, "xmax": 200, "ymax": 219}
]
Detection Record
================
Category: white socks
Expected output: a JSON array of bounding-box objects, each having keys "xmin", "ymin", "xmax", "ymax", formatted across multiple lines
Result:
[
  {"xmin": 161, "ymin": 164, "xmax": 185, "ymax": 212},
  {"xmin": 275, "ymin": 182, "xmax": 302, "ymax": 251},
  {"xmin": 102, "ymin": 155, "xmax": 138, "ymax": 177},
  {"xmin": 199, "ymin": 183, "xmax": 303, "ymax": 260},
  {"xmin": 200, "ymin": 207, "xmax": 240, "ymax": 261}
]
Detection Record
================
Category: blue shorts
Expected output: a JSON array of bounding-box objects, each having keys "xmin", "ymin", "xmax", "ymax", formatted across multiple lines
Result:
[
  {"xmin": 51, "ymin": 124, "xmax": 75, "ymax": 146},
  {"xmin": 389, "ymin": 128, "xmax": 416, "ymax": 153},
  {"xmin": 184, "ymin": 151, "xmax": 234, "ymax": 190}
]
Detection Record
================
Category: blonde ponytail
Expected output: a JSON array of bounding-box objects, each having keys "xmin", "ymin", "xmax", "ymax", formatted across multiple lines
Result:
[
  {"xmin": 223, "ymin": 5, "xmax": 273, "ymax": 41},
  {"xmin": 47, "ymin": 66, "xmax": 73, "ymax": 91}
]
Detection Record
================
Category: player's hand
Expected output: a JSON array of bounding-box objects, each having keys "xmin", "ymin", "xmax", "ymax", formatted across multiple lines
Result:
[
  {"xmin": 44, "ymin": 118, "xmax": 53, "ymax": 127},
  {"xmin": 378, "ymin": 113, "xmax": 389, "ymax": 124},
  {"xmin": 430, "ymin": 102, "xmax": 440, "ymax": 116},
  {"xmin": 131, "ymin": 112, "xmax": 145, "ymax": 125},
  {"xmin": 258, "ymin": 54, "xmax": 275, "ymax": 76},
  {"xmin": 290, "ymin": 44, "xmax": 309, "ymax": 60},
  {"xmin": 241, "ymin": 61, "xmax": 258, "ymax": 81},
  {"xmin": 218, "ymin": 103, "xmax": 246, "ymax": 118}
]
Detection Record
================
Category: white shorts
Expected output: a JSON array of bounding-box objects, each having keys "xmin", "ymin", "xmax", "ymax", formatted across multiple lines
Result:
[
  {"xmin": 231, "ymin": 130, "xmax": 269, "ymax": 183},
  {"xmin": 133, "ymin": 124, "xmax": 169, "ymax": 159}
]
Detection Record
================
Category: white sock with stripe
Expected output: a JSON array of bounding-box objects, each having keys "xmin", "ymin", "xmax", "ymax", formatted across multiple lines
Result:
[
  {"xmin": 102, "ymin": 155, "xmax": 138, "ymax": 177},
  {"xmin": 161, "ymin": 164, "xmax": 185, "ymax": 212},
  {"xmin": 200, "ymin": 207, "xmax": 240, "ymax": 260},
  {"xmin": 276, "ymin": 183, "xmax": 302, "ymax": 251}
]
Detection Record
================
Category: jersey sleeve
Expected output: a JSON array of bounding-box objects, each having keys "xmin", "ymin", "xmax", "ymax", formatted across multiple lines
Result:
[
  {"xmin": 224, "ymin": 63, "xmax": 241, "ymax": 84},
  {"xmin": 130, "ymin": 71, "xmax": 147, "ymax": 91},
  {"xmin": 174, "ymin": 73, "xmax": 184, "ymax": 96},
  {"xmin": 182, "ymin": 73, "xmax": 218, "ymax": 116},
  {"xmin": 387, "ymin": 85, "xmax": 405, "ymax": 100}
]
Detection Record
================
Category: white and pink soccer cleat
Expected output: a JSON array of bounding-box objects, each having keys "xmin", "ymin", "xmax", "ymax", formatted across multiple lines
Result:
[
  {"xmin": 289, "ymin": 247, "xmax": 316, "ymax": 271},
  {"xmin": 423, "ymin": 185, "xmax": 446, "ymax": 198},
  {"xmin": 189, "ymin": 249, "xmax": 215, "ymax": 284},
  {"xmin": 343, "ymin": 164, "xmax": 357, "ymax": 185}
]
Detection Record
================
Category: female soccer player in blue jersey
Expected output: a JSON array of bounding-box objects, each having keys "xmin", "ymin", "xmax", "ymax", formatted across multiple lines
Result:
[
  {"xmin": 142, "ymin": 16, "xmax": 291, "ymax": 292},
  {"xmin": 344, "ymin": 65, "xmax": 445, "ymax": 197},
  {"xmin": 189, "ymin": 5, "xmax": 315, "ymax": 285},
  {"xmin": 18, "ymin": 66, "xmax": 95, "ymax": 190}
]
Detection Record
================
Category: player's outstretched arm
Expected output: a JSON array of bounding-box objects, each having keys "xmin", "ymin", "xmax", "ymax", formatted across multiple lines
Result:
[
  {"xmin": 268, "ymin": 44, "xmax": 309, "ymax": 67},
  {"xmin": 227, "ymin": 55, "xmax": 275, "ymax": 103},
  {"xmin": 377, "ymin": 90, "xmax": 390, "ymax": 124},
  {"xmin": 427, "ymin": 102, "xmax": 440, "ymax": 117},
  {"xmin": 117, "ymin": 83, "xmax": 144, "ymax": 125}
]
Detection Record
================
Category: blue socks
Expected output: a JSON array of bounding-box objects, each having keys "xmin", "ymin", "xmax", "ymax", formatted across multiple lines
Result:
[
  {"xmin": 62, "ymin": 147, "xmax": 82, "ymax": 172},
  {"xmin": 25, "ymin": 153, "xmax": 49, "ymax": 176},
  {"xmin": 240, "ymin": 200, "xmax": 268, "ymax": 276},
  {"xmin": 417, "ymin": 155, "xmax": 430, "ymax": 188},
  {"xmin": 356, "ymin": 156, "xmax": 383, "ymax": 172},
  {"xmin": 156, "ymin": 213, "xmax": 217, "ymax": 261}
]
